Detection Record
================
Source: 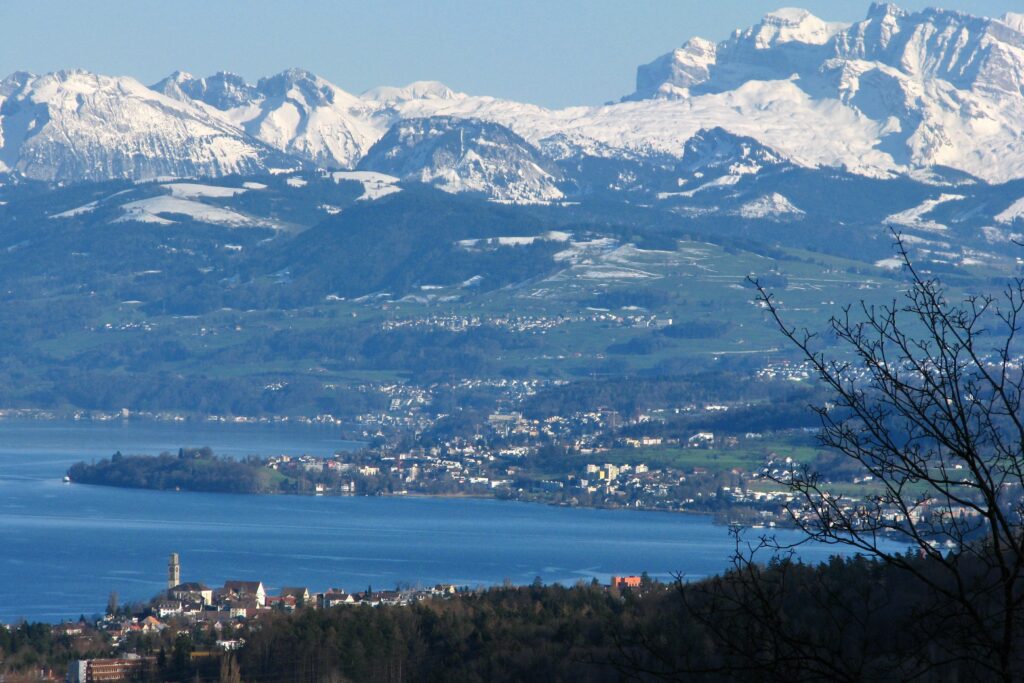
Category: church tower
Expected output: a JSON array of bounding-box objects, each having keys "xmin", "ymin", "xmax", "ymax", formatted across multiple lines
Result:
[{"xmin": 168, "ymin": 553, "xmax": 180, "ymax": 590}]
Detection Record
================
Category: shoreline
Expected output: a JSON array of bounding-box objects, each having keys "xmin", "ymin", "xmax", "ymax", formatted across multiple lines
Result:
[
  {"xmin": 0, "ymin": 408, "xmax": 345, "ymax": 425},
  {"xmin": 65, "ymin": 477, "xmax": 779, "ymax": 528}
]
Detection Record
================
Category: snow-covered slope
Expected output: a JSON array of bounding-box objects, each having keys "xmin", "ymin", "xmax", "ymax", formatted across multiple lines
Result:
[
  {"xmin": 358, "ymin": 117, "xmax": 564, "ymax": 203},
  {"xmin": 0, "ymin": 70, "xmax": 287, "ymax": 181},
  {"xmin": 995, "ymin": 196, "xmax": 1024, "ymax": 224}
]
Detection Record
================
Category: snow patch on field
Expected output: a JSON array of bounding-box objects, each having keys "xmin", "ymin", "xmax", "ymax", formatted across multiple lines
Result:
[
  {"xmin": 330, "ymin": 171, "xmax": 402, "ymax": 201},
  {"xmin": 981, "ymin": 226, "xmax": 1024, "ymax": 244},
  {"xmin": 115, "ymin": 196, "xmax": 265, "ymax": 227},
  {"xmin": 554, "ymin": 238, "xmax": 619, "ymax": 263},
  {"xmin": 547, "ymin": 238, "xmax": 668, "ymax": 281},
  {"xmin": 898, "ymin": 233, "xmax": 949, "ymax": 247},
  {"xmin": 613, "ymin": 244, "xmax": 682, "ymax": 266},
  {"xmin": 457, "ymin": 231, "xmax": 571, "ymax": 249},
  {"xmin": 574, "ymin": 265, "xmax": 659, "ymax": 280},
  {"xmin": 163, "ymin": 182, "xmax": 248, "ymax": 199}
]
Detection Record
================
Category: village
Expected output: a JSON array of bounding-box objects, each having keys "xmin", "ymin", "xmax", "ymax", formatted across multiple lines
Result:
[
  {"xmin": 263, "ymin": 385, "xmax": 996, "ymax": 537},
  {"xmin": 18, "ymin": 554, "xmax": 652, "ymax": 682},
  {"xmin": 378, "ymin": 310, "xmax": 673, "ymax": 334}
]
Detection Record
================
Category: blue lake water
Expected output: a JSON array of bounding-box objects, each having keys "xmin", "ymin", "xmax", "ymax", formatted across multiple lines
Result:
[{"xmin": 0, "ymin": 418, "xmax": 890, "ymax": 622}]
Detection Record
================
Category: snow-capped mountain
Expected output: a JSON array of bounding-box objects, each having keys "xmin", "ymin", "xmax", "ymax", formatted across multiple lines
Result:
[
  {"xmin": 630, "ymin": 9, "xmax": 849, "ymax": 99},
  {"xmin": 677, "ymin": 127, "xmax": 787, "ymax": 179},
  {"xmin": 358, "ymin": 117, "xmax": 564, "ymax": 203},
  {"xmin": 0, "ymin": 70, "xmax": 289, "ymax": 181},
  {"xmin": 6, "ymin": 3, "xmax": 1024, "ymax": 191},
  {"xmin": 153, "ymin": 68, "xmax": 384, "ymax": 170},
  {"xmin": 362, "ymin": 81, "xmax": 464, "ymax": 106},
  {"xmin": 653, "ymin": 127, "xmax": 803, "ymax": 212},
  {"xmin": 627, "ymin": 3, "xmax": 1024, "ymax": 181}
]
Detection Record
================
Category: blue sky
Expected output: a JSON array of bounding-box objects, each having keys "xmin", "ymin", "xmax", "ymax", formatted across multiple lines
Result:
[{"xmin": 1, "ymin": 1, "xmax": 1020, "ymax": 107}]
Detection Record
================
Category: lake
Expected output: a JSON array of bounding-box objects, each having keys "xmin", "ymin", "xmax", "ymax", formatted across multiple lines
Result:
[{"xmin": 0, "ymin": 418, "xmax": 880, "ymax": 622}]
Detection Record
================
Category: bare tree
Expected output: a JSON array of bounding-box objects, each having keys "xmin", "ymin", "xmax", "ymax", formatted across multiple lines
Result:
[
  {"xmin": 218, "ymin": 654, "xmax": 242, "ymax": 683},
  {"xmin": 750, "ymin": 234, "xmax": 1024, "ymax": 680}
]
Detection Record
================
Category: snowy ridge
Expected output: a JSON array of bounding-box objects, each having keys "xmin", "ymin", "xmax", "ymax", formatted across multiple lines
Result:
[{"xmin": 885, "ymin": 194, "xmax": 965, "ymax": 232}]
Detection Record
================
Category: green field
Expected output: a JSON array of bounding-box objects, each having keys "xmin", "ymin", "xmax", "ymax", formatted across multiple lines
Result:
[{"xmin": 599, "ymin": 438, "xmax": 823, "ymax": 472}]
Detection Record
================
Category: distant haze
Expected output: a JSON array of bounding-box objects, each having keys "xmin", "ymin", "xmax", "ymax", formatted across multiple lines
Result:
[{"xmin": 1, "ymin": 0, "xmax": 1022, "ymax": 107}]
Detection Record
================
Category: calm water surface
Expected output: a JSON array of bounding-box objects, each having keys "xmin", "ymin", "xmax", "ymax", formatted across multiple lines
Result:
[{"xmin": 0, "ymin": 419, "xmax": 877, "ymax": 622}]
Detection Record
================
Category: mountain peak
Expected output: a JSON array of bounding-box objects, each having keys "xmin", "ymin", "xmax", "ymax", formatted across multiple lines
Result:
[
  {"xmin": 270, "ymin": 67, "xmax": 318, "ymax": 84},
  {"xmin": 765, "ymin": 7, "xmax": 814, "ymax": 21},
  {"xmin": 1001, "ymin": 12, "xmax": 1024, "ymax": 33},
  {"xmin": 737, "ymin": 7, "xmax": 849, "ymax": 48},
  {"xmin": 256, "ymin": 69, "xmax": 358, "ymax": 108},
  {"xmin": 631, "ymin": 37, "xmax": 718, "ymax": 100},
  {"xmin": 0, "ymin": 71, "xmax": 35, "ymax": 97},
  {"xmin": 153, "ymin": 70, "xmax": 260, "ymax": 110},
  {"xmin": 359, "ymin": 116, "xmax": 564, "ymax": 203},
  {"xmin": 679, "ymin": 127, "xmax": 786, "ymax": 174},
  {"xmin": 866, "ymin": 2, "xmax": 906, "ymax": 20},
  {"xmin": 362, "ymin": 81, "xmax": 463, "ymax": 105},
  {"xmin": 164, "ymin": 69, "xmax": 195, "ymax": 83}
]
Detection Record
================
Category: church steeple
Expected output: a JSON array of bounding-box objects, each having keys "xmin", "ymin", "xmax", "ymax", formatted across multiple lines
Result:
[{"xmin": 168, "ymin": 553, "xmax": 180, "ymax": 590}]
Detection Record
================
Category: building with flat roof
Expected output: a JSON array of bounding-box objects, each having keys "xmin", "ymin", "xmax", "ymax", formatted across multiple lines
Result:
[{"xmin": 67, "ymin": 656, "xmax": 155, "ymax": 682}]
